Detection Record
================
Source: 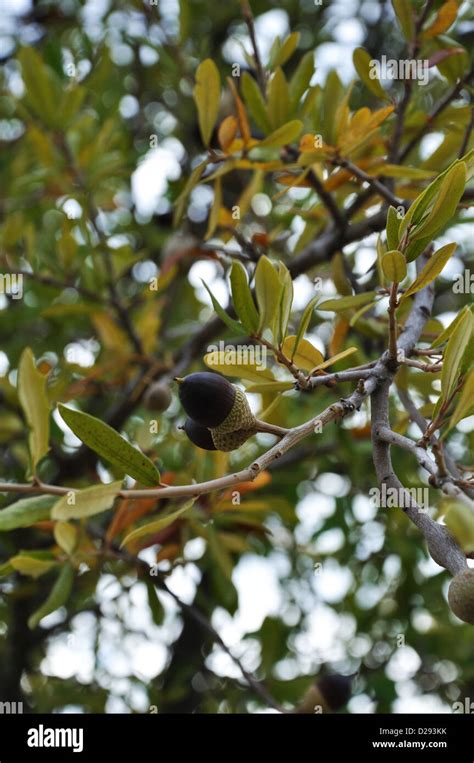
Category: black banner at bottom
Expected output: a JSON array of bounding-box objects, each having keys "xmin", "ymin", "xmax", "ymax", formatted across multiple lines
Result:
[{"xmin": 0, "ymin": 712, "xmax": 471, "ymax": 759}]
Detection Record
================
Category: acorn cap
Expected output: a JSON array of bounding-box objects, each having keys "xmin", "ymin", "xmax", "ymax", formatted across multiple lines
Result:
[
  {"xmin": 211, "ymin": 426, "xmax": 257, "ymax": 452},
  {"xmin": 210, "ymin": 386, "xmax": 256, "ymax": 434},
  {"xmin": 177, "ymin": 372, "xmax": 236, "ymax": 428},
  {"xmin": 183, "ymin": 418, "xmax": 216, "ymax": 451},
  {"xmin": 448, "ymin": 569, "xmax": 474, "ymax": 625}
]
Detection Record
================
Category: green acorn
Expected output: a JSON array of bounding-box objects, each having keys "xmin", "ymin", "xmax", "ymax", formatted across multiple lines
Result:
[
  {"xmin": 143, "ymin": 381, "xmax": 172, "ymax": 413},
  {"xmin": 177, "ymin": 372, "xmax": 256, "ymax": 435},
  {"xmin": 448, "ymin": 569, "xmax": 474, "ymax": 625}
]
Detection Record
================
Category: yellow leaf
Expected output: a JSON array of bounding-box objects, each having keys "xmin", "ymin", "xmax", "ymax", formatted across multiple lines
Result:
[
  {"xmin": 92, "ymin": 312, "xmax": 131, "ymax": 355},
  {"xmin": 10, "ymin": 554, "xmax": 57, "ymax": 578},
  {"xmin": 227, "ymin": 77, "xmax": 251, "ymax": 145},
  {"xmin": 52, "ymin": 481, "xmax": 122, "ymax": 521},
  {"xmin": 193, "ymin": 59, "xmax": 221, "ymax": 147},
  {"xmin": 444, "ymin": 501, "xmax": 474, "ymax": 553},
  {"xmin": 54, "ymin": 522, "xmax": 78, "ymax": 555},
  {"xmin": 203, "ymin": 352, "xmax": 275, "ymax": 383},
  {"xmin": 18, "ymin": 348, "xmax": 50, "ymax": 475},
  {"xmin": 218, "ymin": 116, "xmax": 238, "ymax": 152},
  {"xmin": 258, "ymin": 120, "xmax": 303, "ymax": 149},
  {"xmin": 281, "ymin": 336, "xmax": 324, "ymax": 371},
  {"xmin": 308, "ymin": 347, "xmax": 358, "ymax": 374},
  {"xmin": 121, "ymin": 499, "xmax": 195, "ymax": 548},
  {"xmin": 424, "ymin": 0, "xmax": 458, "ymax": 38}
]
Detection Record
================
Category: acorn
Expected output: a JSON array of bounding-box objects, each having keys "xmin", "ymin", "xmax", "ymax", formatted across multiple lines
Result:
[
  {"xmin": 143, "ymin": 381, "xmax": 172, "ymax": 413},
  {"xmin": 183, "ymin": 418, "xmax": 216, "ymax": 451},
  {"xmin": 176, "ymin": 372, "xmax": 256, "ymax": 432},
  {"xmin": 448, "ymin": 569, "xmax": 474, "ymax": 625},
  {"xmin": 294, "ymin": 674, "xmax": 352, "ymax": 714}
]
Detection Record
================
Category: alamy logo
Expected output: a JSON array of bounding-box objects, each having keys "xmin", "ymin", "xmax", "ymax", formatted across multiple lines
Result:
[
  {"xmin": 0, "ymin": 273, "xmax": 23, "ymax": 300},
  {"xmin": 369, "ymin": 485, "xmax": 430, "ymax": 510},
  {"xmin": 0, "ymin": 700, "xmax": 23, "ymax": 713},
  {"xmin": 370, "ymin": 55, "xmax": 429, "ymax": 86},
  {"xmin": 27, "ymin": 725, "xmax": 84, "ymax": 753},
  {"xmin": 206, "ymin": 340, "xmax": 267, "ymax": 370}
]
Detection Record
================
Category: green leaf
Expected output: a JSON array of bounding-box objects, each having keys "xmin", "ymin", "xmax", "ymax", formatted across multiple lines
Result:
[
  {"xmin": 10, "ymin": 551, "xmax": 58, "ymax": 578},
  {"xmin": 271, "ymin": 32, "xmax": 300, "ymax": 68},
  {"xmin": 201, "ymin": 280, "xmax": 246, "ymax": 334},
  {"xmin": 58, "ymin": 404, "xmax": 160, "ymax": 487},
  {"xmin": 267, "ymin": 68, "xmax": 289, "ymax": 129},
  {"xmin": 173, "ymin": 160, "xmax": 207, "ymax": 226},
  {"xmin": 258, "ymin": 120, "xmax": 303, "ymax": 149},
  {"xmin": 353, "ymin": 47, "xmax": 389, "ymax": 100},
  {"xmin": 444, "ymin": 501, "xmax": 474, "ymax": 554},
  {"xmin": 318, "ymin": 292, "xmax": 377, "ymax": 313},
  {"xmin": 382, "ymin": 250, "xmax": 407, "ymax": 282},
  {"xmin": 28, "ymin": 563, "xmax": 75, "ymax": 629},
  {"xmin": 410, "ymin": 163, "xmax": 466, "ymax": 241},
  {"xmin": 386, "ymin": 206, "xmax": 401, "ymax": 251},
  {"xmin": 400, "ymin": 159, "xmax": 464, "ymax": 237},
  {"xmin": 18, "ymin": 47, "xmax": 59, "ymax": 127},
  {"xmin": 292, "ymin": 296, "xmax": 319, "ymax": 359},
  {"xmin": 0, "ymin": 494, "xmax": 55, "ymax": 532},
  {"xmin": 18, "ymin": 348, "xmax": 50, "ymax": 476},
  {"xmin": 405, "ymin": 235, "xmax": 432, "ymax": 264},
  {"xmin": 277, "ymin": 262, "xmax": 294, "ymax": 341},
  {"xmin": 281, "ymin": 336, "xmax": 323, "ymax": 372},
  {"xmin": 52, "ymin": 481, "xmax": 122, "ymax": 521},
  {"xmin": 241, "ymin": 72, "xmax": 272, "ymax": 135},
  {"xmin": 193, "ymin": 58, "xmax": 221, "ymax": 146},
  {"xmin": 255, "ymin": 256, "xmax": 284, "ymax": 342},
  {"xmin": 121, "ymin": 499, "xmax": 195, "ymax": 548},
  {"xmin": 432, "ymin": 306, "xmax": 473, "ymax": 347},
  {"xmin": 230, "ymin": 261, "xmax": 259, "ymax": 334},
  {"xmin": 290, "ymin": 52, "xmax": 315, "ymax": 112},
  {"xmin": 441, "ymin": 309, "xmax": 473, "ymax": 399},
  {"xmin": 401, "ymin": 243, "xmax": 457, "ymax": 301},
  {"xmin": 448, "ymin": 370, "xmax": 474, "ymax": 430},
  {"xmin": 321, "ymin": 70, "xmax": 344, "ymax": 144},
  {"xmin": 392, "ymin": 0, "xmax": 414, "ymax": 40},
  {"xmin": 145, "ymin": 579, "xmax": 165, "ymax": 625}
]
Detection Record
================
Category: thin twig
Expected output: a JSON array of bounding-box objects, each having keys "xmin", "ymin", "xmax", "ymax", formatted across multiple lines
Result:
[
  {"xmin": 241, "ymin": 0, "xmax": 266, "ymax": 96},
  {"xmin": 333, "ymin": 156, "xmax": 404, "ymax": 208}
]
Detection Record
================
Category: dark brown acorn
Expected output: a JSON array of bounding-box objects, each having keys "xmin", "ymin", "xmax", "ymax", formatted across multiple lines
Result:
[
  {"xmin": 317, "ymin": 674, "xmax": 352, "ymax": 711},
  {"xmin": 143, "ymin": 381, "xmax": 172, "ymax": 413},
  {"xmin": 176, "ymin": 372, "xmax": 256, "ymax": 432},
  {"xmin": 294, "ymin": 673, "xmax": 352, "ymax": 714},
  {"xmin": 177, "ymin": 372, "xmax": 236, "ymax": 428},
  {"xmin": 183, "ymin": 418, "xmax": 216, "ymax": 451}
]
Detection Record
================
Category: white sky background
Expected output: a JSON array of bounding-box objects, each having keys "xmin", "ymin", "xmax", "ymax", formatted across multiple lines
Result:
[{"xmin": 1, "ymin": 0, "xmax": 472, "ymax": 714}]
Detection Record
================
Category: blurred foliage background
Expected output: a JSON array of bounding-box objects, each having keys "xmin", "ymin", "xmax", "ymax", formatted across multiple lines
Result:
[{"xmin": 0, "ymin": 0, "xmax": 473, "ymax": 714}]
